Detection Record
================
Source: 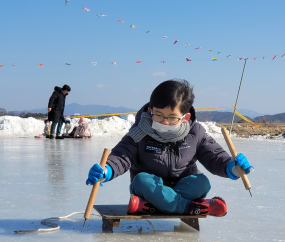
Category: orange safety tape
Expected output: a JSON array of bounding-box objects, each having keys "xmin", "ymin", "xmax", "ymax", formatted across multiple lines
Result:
[{"xmin": 234, "ymin": 111, "xmax": 261, "ymax": 127}]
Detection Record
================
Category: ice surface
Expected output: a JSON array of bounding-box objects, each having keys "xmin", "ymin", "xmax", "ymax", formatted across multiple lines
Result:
[{"xmin": 0, "ymin": 136, "xmax": 285, "ymax": 241}]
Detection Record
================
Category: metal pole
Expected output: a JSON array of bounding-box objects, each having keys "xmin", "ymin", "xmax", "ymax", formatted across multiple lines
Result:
[{"xmin": 229, "ymin": 58, "xmax": 248, "ymax": 135}]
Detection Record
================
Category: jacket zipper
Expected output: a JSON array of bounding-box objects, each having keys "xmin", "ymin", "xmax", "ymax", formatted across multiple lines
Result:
[{"xmin": 167, "ymin": 144, "xmax": 171, "ymax": 177}]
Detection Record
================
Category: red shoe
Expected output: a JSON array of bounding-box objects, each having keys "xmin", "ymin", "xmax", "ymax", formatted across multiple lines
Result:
[
  {"xmin": 189, "ymin": 197, "xmax": 227, "ymax": 217},
  {"xmin": 127, "ymin": 194, "xmax": 157, "ymax": 215}
]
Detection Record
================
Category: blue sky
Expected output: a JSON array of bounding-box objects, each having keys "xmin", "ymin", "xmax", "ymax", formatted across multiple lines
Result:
[{"xmin": 0, "ymin": 0, "xmax": 284, "ymax": 114}]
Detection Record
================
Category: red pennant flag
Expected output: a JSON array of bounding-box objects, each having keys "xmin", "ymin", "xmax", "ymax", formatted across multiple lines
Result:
[{"xmin": 82, "ymin": 6, "xmax": 90, "ymax": 11}]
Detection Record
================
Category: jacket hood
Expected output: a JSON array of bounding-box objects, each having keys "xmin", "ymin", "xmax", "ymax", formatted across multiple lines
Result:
[
  {"xmin": 54, "ymin": 86, "xmax": 62, "ymax": 93},
  {"xmin": 134, "ymin": 102, "xmax": 197, "ymax": 127}
]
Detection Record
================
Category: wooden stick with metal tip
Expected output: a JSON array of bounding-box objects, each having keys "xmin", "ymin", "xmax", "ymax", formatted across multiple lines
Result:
[
  {"xmin": 221, "ymin": 128, "xmax": 252, "ymax": 197},
  {"xmin": 82, "ymin": 148, "xmax": 110, "ymax": 230}
]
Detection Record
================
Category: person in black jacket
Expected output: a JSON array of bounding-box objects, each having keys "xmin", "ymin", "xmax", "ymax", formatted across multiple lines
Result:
[
  {"xmin": 86, "ymin": 80, "xmax": 254, "ymax": 217},
  {"xmin": 48, "ymin": 85, "xmax": 71, "ymax": 139}
]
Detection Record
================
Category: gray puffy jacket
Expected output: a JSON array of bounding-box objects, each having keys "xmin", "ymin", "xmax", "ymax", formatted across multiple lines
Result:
[{"xmin": 107, "ymin": 103, "xmax": 232, "ymax": 186}]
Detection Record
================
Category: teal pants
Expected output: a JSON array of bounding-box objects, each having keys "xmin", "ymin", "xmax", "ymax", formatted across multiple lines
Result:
[
  {"xmin": 50, "ymin": 117, "xmax": 64, "ymax": 136},
  {"xmin": 130, "ymin": 172, "xmax": 211, "ymax": 214}
]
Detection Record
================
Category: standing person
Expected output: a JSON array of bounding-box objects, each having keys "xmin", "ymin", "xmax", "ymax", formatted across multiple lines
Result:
[
  {"xmin": 48, "ymin": 85, "xmax": 71, "ymax": 139},
  {"xmin": 86, "ymin": 80, "xmax": 253, "ymax": 217}
]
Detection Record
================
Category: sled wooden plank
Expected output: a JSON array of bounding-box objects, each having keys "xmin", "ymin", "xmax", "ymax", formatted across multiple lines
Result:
[
  {"xmin": 94, "ymin": 204, "xmax": 206, "ymax": 219},
  {"xmin": 94, "ymin": 204, "xmax": 205, "ymax": 232}
]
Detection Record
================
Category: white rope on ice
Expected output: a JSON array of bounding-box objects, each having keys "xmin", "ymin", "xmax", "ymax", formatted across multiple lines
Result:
[{"xmin": 14, "ymin": 211, "xmax": 100, "ymax": 234}]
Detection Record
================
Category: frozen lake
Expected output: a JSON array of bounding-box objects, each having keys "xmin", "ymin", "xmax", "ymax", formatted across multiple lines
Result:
[{"xmin": 0, "ymin": 137, "xmax": 284, "ymax": 241}]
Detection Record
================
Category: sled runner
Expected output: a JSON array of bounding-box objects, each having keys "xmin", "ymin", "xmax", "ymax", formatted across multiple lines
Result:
[{"xmin": 94, "ymin": 204, "xmax": 206, "ymax": 232}]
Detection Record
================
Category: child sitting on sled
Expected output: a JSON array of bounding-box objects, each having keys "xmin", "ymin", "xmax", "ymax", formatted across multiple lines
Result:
[
  {"xmin": 35, "ymin": 119, "xmax": 51, "ymax": 138},
  {"xmin": 62, "ymin": 118, "xmax": 76, "ymax": 138},
  {"xmin": 86, "ymin": 79, "xmax": 253, "ymax": 217},
  {"xmin": 74, "ymin": 117, "xmax": 92, "ymax": 138}
]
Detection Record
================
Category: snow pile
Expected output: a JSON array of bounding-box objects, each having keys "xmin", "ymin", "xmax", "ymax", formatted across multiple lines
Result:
[
  {"xmin": 247, "ymin": 133, "xmax": 285, "ymax": 141},
  {"xmin": 0, "ymin": 115, "xmax": 137, "ymax": 138},
  {"xmin": 0, "ymin": 116, "xmax": 44, "ymax": 137},
  {"xmin": 6, "ymin": 115, "xmax": 279, "ymax": 140},
  {"xmin": 2, "ymin": 115, "xmax": 284, "ymax": 141},
  {"xmin": 199, "ymin": 121, "xmax": 222, "ymax": 138},
  {"xmin": 71, "ymin": 115, "xmax": 136, "ymax": 138}
]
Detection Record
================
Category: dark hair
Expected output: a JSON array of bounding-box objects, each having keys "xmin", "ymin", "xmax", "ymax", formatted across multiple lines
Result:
[
  {"xmin": 149, "ymin": 79, "xmax": 195, "ymax": 113},
  {"xmin": 44, "ymin": 119, "xmax": 49, "ymax": 124},
  {"xmin": 62, "ymin": 84, "xmax": 71, "ymax": 92}
]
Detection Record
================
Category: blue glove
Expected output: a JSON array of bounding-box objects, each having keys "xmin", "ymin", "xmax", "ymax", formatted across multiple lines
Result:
[
  {"xmin": 226, "ymin": 153, "xmax": 254, "ymax": 180},
  {"xmin": 86, "ymin": 164, "xmax": 113, "ymax": 185}
]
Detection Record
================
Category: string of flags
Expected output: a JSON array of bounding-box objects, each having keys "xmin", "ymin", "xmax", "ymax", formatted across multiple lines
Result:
[
  {"xmin": 1, "ymin": 1, "xmax": 284, "ymax": 68},
  {"xmin": 1, "ymin": 52, "xmax": 284, "ymax": 68}
]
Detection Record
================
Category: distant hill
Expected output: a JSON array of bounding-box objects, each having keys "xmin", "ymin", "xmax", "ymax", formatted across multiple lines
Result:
[
  {"xmin": 196, "ymin": 111, "xmax": 285, "ymax": 123},
  {"xmin": 196, "ymin": 111, "xmax": 247, "ymax": 123},
  {"xmin": 203, "ymin": 108, "xmax": 269, "ymax": 119},
  {"xmin": 254, "ymin": 113, "xmax": 285, "ymax": 123},
  {"xmin": 18, "ymin": 103, "xmax": 137, "ymax": 116}
]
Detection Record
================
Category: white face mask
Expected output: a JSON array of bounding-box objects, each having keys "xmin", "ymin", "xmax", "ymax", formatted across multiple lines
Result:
[
  {"xmin": 152, "ymin": 120, "xmax": 182, "ymax": 133},
  {"xmin": 151, "ymin": 111, "xmax": 185, "ymax": 132}
]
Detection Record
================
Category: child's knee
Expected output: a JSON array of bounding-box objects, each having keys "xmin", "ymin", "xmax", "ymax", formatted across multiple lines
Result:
[
  {"xmin": 132, "ymin": 172, "xmax": 155, "ymax": 187},
  {"xmin": 197, "ymin": 174, "xmax": 211, "ymax": 197},
  {"xmin": 130, "ymin": 172, "xmax": 162, "ymax": 195}
]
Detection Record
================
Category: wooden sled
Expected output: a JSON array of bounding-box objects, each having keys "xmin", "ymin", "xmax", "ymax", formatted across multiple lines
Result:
[{"xmin": 94, "ymin": 204, "xmax": 206, "ymax": 233}]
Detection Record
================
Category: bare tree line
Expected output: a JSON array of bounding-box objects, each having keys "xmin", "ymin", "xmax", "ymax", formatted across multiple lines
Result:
[{"xmin": 0, "ymin": 108, "xmax": 47, "ymax": 119}]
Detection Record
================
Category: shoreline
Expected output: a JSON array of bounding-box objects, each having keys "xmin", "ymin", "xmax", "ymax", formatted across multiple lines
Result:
[{"xmin": 215, "ymin": 123, "xmax": 285, "ymax": 139}]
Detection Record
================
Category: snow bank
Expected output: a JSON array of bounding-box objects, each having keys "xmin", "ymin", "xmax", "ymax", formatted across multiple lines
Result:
[
  {"xmin": 199, "ymin": 121, "xmax": 222, "ymax": 138},
  {"xmin": 0, "ymin": 115, "xmax": 223, "ymax": 138},
  {"xmin": 2, "ymin": 115, "xmax": 282, "ymax": 141},
  {"xmin": 0, "ymin": 116, "xmax": 44, "ymax": 137},
  {"xmin": 71, "ymin": 115, "xmax": 136, "ymax": 138},
  {"xmin": 0, "ymin": 114, "xmax": 285, "ymax": 141},
  {"xmin": 0, "ymin": 115, "xmax": 137, "ymax": 138}
]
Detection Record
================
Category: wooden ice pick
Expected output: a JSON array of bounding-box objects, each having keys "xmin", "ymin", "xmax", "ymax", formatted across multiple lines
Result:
[
  {"xmin": 221, "ymin": 127, "xmax": 252, "ymax": 197},
  {"xmin": 82, "ymin": 148, "xmax": 110, "ymax": 230}
]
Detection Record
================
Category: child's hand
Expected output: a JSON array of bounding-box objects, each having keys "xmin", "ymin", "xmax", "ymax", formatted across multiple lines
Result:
[
  {"xmin": 226, "ymin": 153, "xmax": 254, "ymax": 180},
  {"xmin": 235, "ymin": 153, "xmax": 254, "ymax": 174},
  {"xmin": 86, "ymin": 164, "xmax": 113, "ymax": 185}
]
